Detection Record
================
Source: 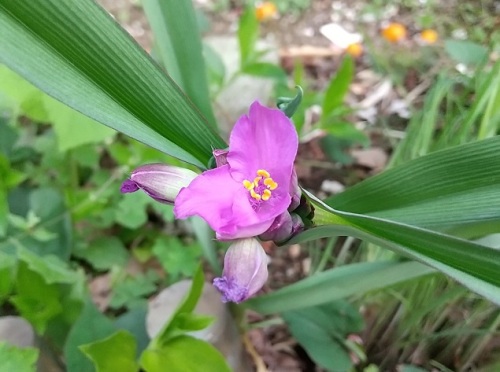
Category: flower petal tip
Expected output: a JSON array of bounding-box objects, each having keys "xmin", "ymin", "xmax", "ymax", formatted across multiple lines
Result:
[{"xmin": 120, "ymin": 179, "xmax": 139, "ymax": 193}]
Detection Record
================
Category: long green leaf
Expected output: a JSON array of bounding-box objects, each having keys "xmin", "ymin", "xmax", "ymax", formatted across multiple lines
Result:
[
  {"xmin": 142, "ymin": 0, "xmax": 216, "ymax": 127},
  {"xmin": 301, "ymin": 193, "xmax": 500, "ymax": 306},
  {"xmin": 247, "ymin": 261, "xmax": 435, "ymax": 314},
  {"xmin": 326, "ymin": 136, "xmax": 500, "ymax": 231},
  {"xmin": 0, "ymin": 0, "xmax": 226, "ymax": 168}
]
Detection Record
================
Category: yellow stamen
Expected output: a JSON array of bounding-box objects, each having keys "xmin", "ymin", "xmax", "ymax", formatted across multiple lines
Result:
[
  {"xmin": 250, "ymin": 189, "xmax": 261, "ymax": 200},
  {"xmin": 257, "ymin": 169, "xmax": 270, "ymax": 178},
  {"xmin": 243, "ymin": 180, "xmax": 254, "ymax": 190},
  {"xmin": 253, "ymin": 176, "xmax": 262, "ymax": 187},
  {"xmin": 262, "ymin": 189, "xmax": 272, "ymax": 201},
  {"xmin": 264, "ymin": 178, "xmax": 278, "ymax": 190}
]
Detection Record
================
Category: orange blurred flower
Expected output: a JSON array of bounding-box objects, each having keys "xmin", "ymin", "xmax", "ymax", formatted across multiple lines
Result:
[
  {"xmin": 420, "ymin": 29, "xmax": 438, "ymax": 44},
  {"xmin": 346, "ymin": 43, "xmax": 363, "ymax": 58},
  {"xmin": 255, "ymin": 2, "xmax": 278, "ymax": 22},
  {"xmin": 381, "ymin": 23, "xmax": 407, "ymax": 43}
]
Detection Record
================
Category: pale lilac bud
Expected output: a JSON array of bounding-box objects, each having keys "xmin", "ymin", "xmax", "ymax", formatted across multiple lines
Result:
[
  {"xmin": 288, "ymin": 169, "xmax": 301, "ymax": 211},
  {"xmin": 120, "ymin": 164, "xmax": 197, "ymax": 204},
  {"xmin": 213, "ymin": 148, "xmax": 229, "ymax": 167},
  {"xmin": 213, "ymin": 238, "xmax": 269, "ymax": 303},
  {"xmin": 259, "ymin": 211, "xmax": 304, "ymax": 243}
]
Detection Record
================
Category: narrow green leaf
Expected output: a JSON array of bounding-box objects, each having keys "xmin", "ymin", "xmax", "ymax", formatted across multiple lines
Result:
[
  {"xmin": 322, "ymin": 56, "xmax": 354, "ymax": 117},
  {"xmin": 142, "ymin": 0, "xmax": 216, "ymax": 126},
  {"xmin": 238, "ymin": 6, "xmax": 259, "ymax": 67},
  {"xmin": 0, "ymin": 0, "xmax": 226, "ymax": 167},
  {"xmin": 300, "ymin": 192, "xmax": 500, "ymax": 306},
  {"xmin": 242, "ymin": 62, "xmax": 287, "ymax": 81},
  {"xmin": 326, "ymin": 137, "xmax": 500, "ymax": 231},
  {"xmin": 247, "ymin": 261, "xmax": 434, "ymax": 314},
  {"xmin": 80, "ymin": 330, "xmax": 138, "ymax": 372}
]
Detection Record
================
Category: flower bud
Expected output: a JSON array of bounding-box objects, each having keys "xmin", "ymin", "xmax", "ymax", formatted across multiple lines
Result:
[
  {"xmin": 259, "ymin": 211, "xmax": 304, "ymax": 243},
  {"xmin": 120, "ymin": 164, "xmax": 197, "ymax": 204},
  {"xmin": 213, "ymin": 238, "xmax": 269, "ymax": 303}
]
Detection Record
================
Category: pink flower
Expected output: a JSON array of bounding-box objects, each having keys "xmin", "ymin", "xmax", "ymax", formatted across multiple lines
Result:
[
  {"xmin": 174, "ymin": 101, "xmax": 299, "ymax": 240},
  {"xmin": 213, "ymin": 238, "xmax": 269, "ymax": 303}
]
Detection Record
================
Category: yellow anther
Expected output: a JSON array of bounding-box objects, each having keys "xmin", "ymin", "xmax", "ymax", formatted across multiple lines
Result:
[
  {"xmin": 250, "ymin": 189, "xmax": 261, "ymax": 200},
  {"xmin": 243, "ymin": 180, "xmax": 254, "ymax": 190},
  {"xmin": 253, "ymin": 176, "xmax": 262, "ymax": 186},
  {"xmin": 262, "ymin": 189, "xmax": 272, "ymax": 201},
  {"xmin": 264, "ymin": 178, "xmax": 278, "ymax": 190},
  {"xmin": 257, "ymin": 169, "xmax": 270, "ymax": 178}
]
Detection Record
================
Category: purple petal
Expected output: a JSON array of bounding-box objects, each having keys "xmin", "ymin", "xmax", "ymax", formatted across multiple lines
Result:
[
  {"xmin": 213, "ymin": 238, "xmax": 269, "ymax": 303},
  {"xmin": 227, "ymin": 101, "xmax": 298, "ymax": 186},
  {"xmin": 120, "ymin": 179, "xmax": 139, "ymax": 193},
  {"xmin": 174, "ymin": 166, "xmax": 270, "ymax": 237}
]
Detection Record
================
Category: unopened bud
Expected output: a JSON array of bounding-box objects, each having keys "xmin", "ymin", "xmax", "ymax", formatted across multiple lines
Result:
[{"xmin": 120, "ymin": 164, "xmax": 197, "ymax": 204}]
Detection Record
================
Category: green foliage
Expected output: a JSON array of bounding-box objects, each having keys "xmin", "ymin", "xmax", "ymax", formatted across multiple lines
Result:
[
  {"xmin": 247, "ymin": 261, "xmax": 434, "ymax": 314},
  {"xmin": 0, "ymin": 342, "xmax": 39, "ymax": 372},
  {"xmin": 64, "ymin": 301, "xmax": 117, "ymax": 372},
  {"xmin": 109, "ymin": 270, "xmax": 159, "ymax": 310},
  {"xmin": 80, "ymin": 330, "xmax": 139, "ymax": 372},
  {"xmin": 142, "ymin": 0, "xmax": 216, "ymax": 126},
  {"xmin": 0, "ymin": 0, "xmax": 226, "ymax": 167},
  {"xmin": 141, "ymin": 335, "xmax": 231, "ymax": 372},
  {"xmin": 140, "ymin": 267, "xmax": 230, "ymax": 372},
  {"xmin": 74, "ymin": 237, "xmax": 130, "ymax": 271},
  {"xmin": 444, "ymin": 39, "xmax": 489, "ymax": 66},
  {"xmin": 152, "ymin": 237, "xmax": 202, "ymax": 281},
  {"xmin": 283, "ymin": 301, "xmax": 364, "ymax": 372}
]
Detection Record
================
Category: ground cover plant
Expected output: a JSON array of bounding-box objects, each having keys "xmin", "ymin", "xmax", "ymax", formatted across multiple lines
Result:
[{"xmin": 0, "ymin": 0, "xmax": 499, "ymax": 371}]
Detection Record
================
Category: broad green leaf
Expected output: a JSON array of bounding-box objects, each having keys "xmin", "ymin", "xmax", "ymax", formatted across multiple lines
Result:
[
  {"xmin": 142, "ymin": 0, "xmax": 216, "ymax": 126},
  {"xmin": 152, "ymin": 237, "xmax": 202, "ymax": 281},
  {"xmin": 140, "ymin": 335, "xmax": 230, "ymax": 372},
  {"xmin": 444, "ymin": 39, "xmax": 488, "ymax": 66},
  {"xmin": 203, "ymin": 43, "xmax": 226, "ymax": 89},
  {"xmin": 75, "ymin": 237, "xmax": 130, "ymax": 271},
  {"xmin": 283, "ymin": 301, "xmax": 363, "ymax": 372},
  {"xmin": 11, "ymin": 261, "xmax": 62, "ymax": 333},
  {"xmin": 114, "ymin": 305, "xmax": 150, "ymax": 357},
  {"xmin": 109, "ymin": 271, "xmax": 159, "ymax": 310},
  {"xmin": 0, "ymin": 252, "xmax": 15, "ymax": 300},
  {"xmin": 238, "ymin": 6, "xmax": 259, "ymax": 67},
  {"xmin": 322, "ymin": 56, "xmax": 354, "ymax": 118},
  {"xmin": 115, "ymin": 192, "xmax": 150, "ymax": 229},
  {"xmin": 64, "ymin": 301, "xmax": 117, "ymax": 372},
  {"xmin": 0, "ymin": 342, "xmax": 39, "ymax": 372},
  {"xmin": 80, "ymin": 330, "xmax": 138, "ymax": 372},
  {"xmin": 298, "ymin": 192, "xmax": 500, "ymax": 306},
  {"xmin": 247, "ymin": 261, "xmax": 434, "ymax": 314},
  {"xmin": 326, "ymin": 137, "xmax": 500, "ymax": 232},
  {"xmin": 0, "ymin": 0, "xmax": 226, "ymax": 167},
  {"xmin": 17, "ymin": 247, "xmax": 78, "ymax": 284}
]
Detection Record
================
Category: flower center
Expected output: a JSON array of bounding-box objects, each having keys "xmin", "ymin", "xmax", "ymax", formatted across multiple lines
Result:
[{"xmin": 242, "ymin": 169, "xmax": 278, "ymax": 202}]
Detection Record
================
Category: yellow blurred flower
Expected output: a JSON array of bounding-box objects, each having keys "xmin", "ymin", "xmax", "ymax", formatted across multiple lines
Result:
[
  {"xmin": 381, "ymin": 23, "xmax": 407, "ymax": 43},
  {"xmin": 255, "ymin": 2, "xmax": 278, "ymax": 22},
  {"xmin": 420, "ymin": 29, "xmax": 438, "ymax": 44},
  {"xmin": 345, "ymin": 43, "xmax": 363, "ymax": 58}
]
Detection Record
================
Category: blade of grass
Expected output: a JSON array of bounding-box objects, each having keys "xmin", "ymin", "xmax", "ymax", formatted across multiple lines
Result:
[
  {"xmin": 247, "ymin": 260, "xmax": 435, "ymax": 314},
  {"xmin": 142, "ymin": 0, "xmax": 216, "ymax": 127}
]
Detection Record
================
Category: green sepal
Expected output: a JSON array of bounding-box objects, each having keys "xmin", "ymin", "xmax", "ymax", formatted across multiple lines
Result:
[{"xmin": 277, "ymin": 86, "xmax": 303, "ymax": 118}]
